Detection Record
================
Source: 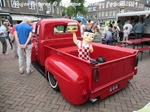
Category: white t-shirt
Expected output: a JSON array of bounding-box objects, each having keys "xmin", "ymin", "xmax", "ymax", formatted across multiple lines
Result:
[
  {"xmin": 123, "ymin": 23, "xmax": 133, "ymax": 34},
  {"xmin": 103, "ymin": 26, "xmax": 109, "ymax": 34},
  {"xmin": 80, "ymin": 24, "xmax": 85, "ymax": 35},
  {"xmin": 123, "ymin": 30, "xmax": 130, "ymax": 37}
]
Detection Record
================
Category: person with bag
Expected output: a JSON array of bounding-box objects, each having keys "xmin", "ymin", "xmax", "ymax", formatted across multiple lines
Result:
[
  {"xmin": 5, "ymin": 19, "xmax": 13, "ymax": 49},
  {"xmin": 0, "ymin": 21, "xmax": 9, "ymax": 54}
]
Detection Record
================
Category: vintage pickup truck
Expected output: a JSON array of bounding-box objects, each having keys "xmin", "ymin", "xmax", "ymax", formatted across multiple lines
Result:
[{"xmin": 31, "ymin": 18, "xmax": 139, "ymax": 105}]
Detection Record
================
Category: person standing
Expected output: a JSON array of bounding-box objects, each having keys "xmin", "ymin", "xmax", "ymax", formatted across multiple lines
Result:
[
  {"xmin": 5, "ymin": 20, "xmax": 13, "ymax": 49},
  {"xmin": 112, "ymin": 26, "xmax": 119, "ymax": 45},
  {"xmin": 102, "ymin": 27, "xmax": 113, "ymax": 45},
  {"xmin": 0, "ymin": 21, "xmax": 9, "ymax": 54},
  {"xmin": 85, "ymin": 19, "xmax": 93, "ymax": 32},
  {"xmin": 79, "ymin": 21, "xmax": 85, "ymax": 36},
  {"xmin": 15, "ymin": 17, "xmax": 33, "ymax": 75},
  {"xmin": 133, "ymin": 19, "xmax": 144, "ymax": 39},
  {"xmin": 117, "ymin": 20, "xmax": 123, "ymax": 41},
  {"xmin": 123, "ymin": 27, "xmax": 130, "ymax": 41},
  {"xmin": 9, "ymin": 24, "xmax": 18, "ymax": 57},
  {"xmin": 93, "ymin": 27, "xmax": 102, "ymax": 43},
  {"xmin": 123, "ymin": 20, "xmax": 133, "ymax": 38}
]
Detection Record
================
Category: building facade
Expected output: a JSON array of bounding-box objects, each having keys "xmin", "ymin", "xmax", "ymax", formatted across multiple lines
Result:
[
  {"xmin": 87, "ymin": 0, "xmax": 150, "ymax": 23},
  {"xmin": 0, "ymin": 0, "xmax": 62, "ymax": 24}
]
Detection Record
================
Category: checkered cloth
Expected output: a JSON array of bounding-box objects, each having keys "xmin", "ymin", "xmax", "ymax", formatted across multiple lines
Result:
[{"xmin": 78, "ymin": 41, "xmax": 91, "ymax": 61}]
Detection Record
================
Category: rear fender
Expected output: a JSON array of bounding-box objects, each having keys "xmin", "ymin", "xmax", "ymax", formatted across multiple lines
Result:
[{"xmin": 45, "ymin": 56, "xmax": 89, "ymax": 105}]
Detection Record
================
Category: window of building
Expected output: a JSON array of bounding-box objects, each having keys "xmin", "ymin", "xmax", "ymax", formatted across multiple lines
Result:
[
  {"xmin": 0, "ymin": 0, "xmax": 5, "ymax": 7},
  {"xmin": 102, "ymin": 11, "xmax": 104, "ymax": 17},
  {"xmin": 93, "ymin": 7, "xmax": 96, "ymax": 11},
  {"xmin": 109, "ymin": 2, "xmax": 113, "ymax": 7},
  {"xmin": 102, "ymin": 3, "xmax": 105, "ymax": 9},
  {"xmin": 11, "ymin": 0, "xmax": 19, "ymax": 8},
  {"xmin": 113, "ymin": 11, "xmax": 116, "ymax": 16},
  {"xmin": 57, "ymin": 7, "xmax": 59, "ymax": 14},
  {"xmin": 105, "ymin": 11, "xmax": 108, "ymax": 16},
  {"xmin": 28, "ymin": 0, "xmax": 35, "ymax": 10},
  {"xmin": 99, "ymin": 3, "xmax": 101, "ymax": 9},
  {"xmin": 88, "ymin": 7, "xmax": 92, "ymax": 12},
  {"xmin": 47, "ymin": 5, "xmax": 51, "ymax": 12},
  {"xmin": 99, "ymin": 12, "xmax": 101, "ymax": 17},
  {"xmin": 106, "ymin": 2, "xmax": 109, "ymax": 8},
  {"xmin": 38, "ymin": 2, "xmax": 43, "ymax": 11},
  {"xmin": 109, "ymin": 11, "xmax": 112, "ymax": 17}
]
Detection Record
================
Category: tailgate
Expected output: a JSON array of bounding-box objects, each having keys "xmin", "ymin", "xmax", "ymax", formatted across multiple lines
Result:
[{"xmin": 90, "ymin": 54, "xmax": 137, "ymax": 99}]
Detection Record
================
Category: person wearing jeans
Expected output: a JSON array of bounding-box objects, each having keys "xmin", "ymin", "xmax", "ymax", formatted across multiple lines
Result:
[
  {"xmin": 15, "ymin": 17, "xmax": 33, "ymax": 75},
  {"xmin": 0, "ymin": 21, "xmax": 9, "ymax": 54}
]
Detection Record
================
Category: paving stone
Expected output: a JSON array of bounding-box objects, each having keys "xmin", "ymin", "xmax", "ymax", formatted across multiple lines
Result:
[{"xmin": 0, "ymin": 42, "xmax": 150, "ymax": 112}]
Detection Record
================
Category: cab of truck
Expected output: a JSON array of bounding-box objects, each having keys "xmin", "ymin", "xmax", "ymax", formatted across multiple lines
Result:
[{"xmin": 31, "ymin": 18, "xmax": 81, "ymax": 65}]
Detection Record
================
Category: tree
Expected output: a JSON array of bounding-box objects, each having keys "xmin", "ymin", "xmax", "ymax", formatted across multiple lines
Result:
[
  {"xmin": 67, "ymin": 0, "xmax": 88, "ymax": 17},
  {"xmin": 47, "ymin": 0, "xmax": 61, "ymax": 17}
]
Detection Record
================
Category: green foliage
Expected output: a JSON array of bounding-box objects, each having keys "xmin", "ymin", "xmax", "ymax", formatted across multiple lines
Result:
[
  {"xmin": 62, "ymin": 7, "xmax": 67, "ymax": 16},
  {"xmin": 47, "ymin": 0, "xmax": 88, "ymax": 17},
  {"xmin": 47, "ymin": 0, "xmax": 61, "ymax": 3},
  {"xmin": 65, "ymin": 0, "xmax": 88, "ymax": 17}
]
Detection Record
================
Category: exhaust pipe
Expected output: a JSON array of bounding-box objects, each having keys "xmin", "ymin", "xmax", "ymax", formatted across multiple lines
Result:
[{"xmin": 89, "ymin": 98, "xmax": 98, "ymax": 103}]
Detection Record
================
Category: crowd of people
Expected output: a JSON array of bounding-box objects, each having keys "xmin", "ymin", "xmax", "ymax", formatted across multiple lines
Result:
[
  {"xmin": 79, "ymin": 18, "xmax": 145, "ymax": 45},
  {"xmin": 0, "ymin": 17, "xmax": 145, "ymax": 74},
  {"xmin": 0, "ymin": 17, "xmax": 33, "ymax": 75}
]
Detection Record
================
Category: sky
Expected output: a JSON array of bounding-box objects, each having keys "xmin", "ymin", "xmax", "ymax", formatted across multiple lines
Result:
[{"xmin": 61, "ymin": 0, "xmax": 105, "ymax": 6}]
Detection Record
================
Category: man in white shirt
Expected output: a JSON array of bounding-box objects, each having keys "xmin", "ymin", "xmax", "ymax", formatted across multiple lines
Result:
[
  {"xmin": 123, "ymin": 20, "xmax": 133, "ymax": 34},
  {"xmin": 80, "ymin": 21, "xmax": 85, "ymax": 36}
]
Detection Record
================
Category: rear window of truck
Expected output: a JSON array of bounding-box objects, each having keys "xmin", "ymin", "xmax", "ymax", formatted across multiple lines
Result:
[{"xmin": 54, "ymin": 25, "xmax": 70, "ymax": 34}]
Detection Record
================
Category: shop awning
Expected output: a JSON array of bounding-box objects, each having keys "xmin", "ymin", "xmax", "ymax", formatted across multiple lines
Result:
[
  {"xmin": 0, "ymin": 12, "xmax": 10, "ymax": 16},
  {"xmin": 11, "ymin": 15, "xmax": 38, "ymax": 21}
]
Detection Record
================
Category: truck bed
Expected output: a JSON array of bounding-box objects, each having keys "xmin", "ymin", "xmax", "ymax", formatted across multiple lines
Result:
[
  {"xmin": 45, "ymin": 43, "xmax": 137, "ymax": 62},
  {"xmin": 45, "ymin": 43, "xmax": 138, "ymax": 100}
]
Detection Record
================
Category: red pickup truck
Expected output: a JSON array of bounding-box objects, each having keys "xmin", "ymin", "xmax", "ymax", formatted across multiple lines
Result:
[{"xmin": 31, "ymin": 18, "xmax": 139, "ymax": 105}]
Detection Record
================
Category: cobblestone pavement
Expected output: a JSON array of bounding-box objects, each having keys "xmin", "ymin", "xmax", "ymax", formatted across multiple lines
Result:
[{"xmin": 0, "ymin": 43, "xmax": 150, "ymax": 112}]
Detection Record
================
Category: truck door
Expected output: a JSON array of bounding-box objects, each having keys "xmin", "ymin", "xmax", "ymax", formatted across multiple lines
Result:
[{"xmin": 32, "ymin": 23, "xmax": 40, "ymax": 61}]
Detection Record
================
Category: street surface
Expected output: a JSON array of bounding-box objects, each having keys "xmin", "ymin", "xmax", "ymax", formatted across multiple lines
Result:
[{"xmin": 0, "ymin": 44, "xmax": 150, "ymax": 112}]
